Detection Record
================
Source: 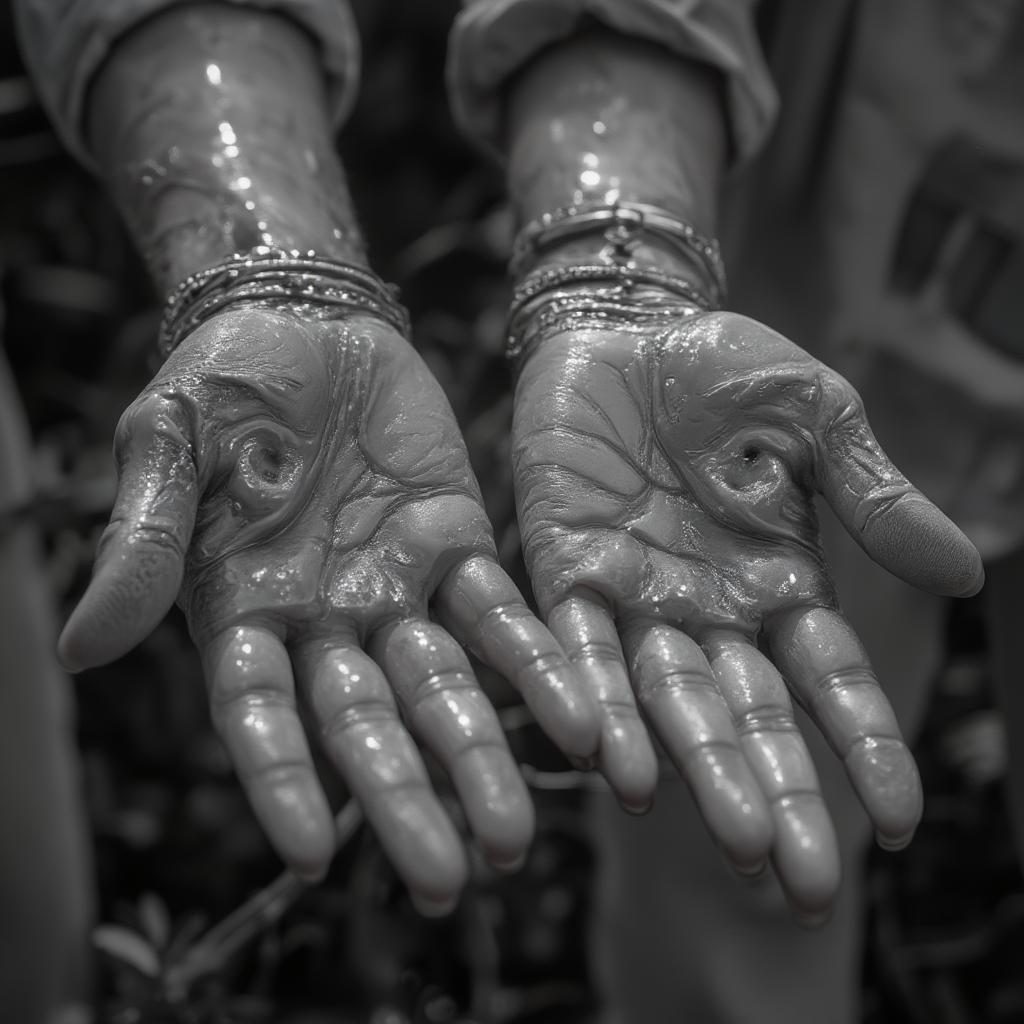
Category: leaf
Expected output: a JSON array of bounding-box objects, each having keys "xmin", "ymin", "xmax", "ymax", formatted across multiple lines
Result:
[
  {"xmin": 93, "ymin": 924, "xmax": 161, "ymax": 977},
  {"xmin": 137, "ymin": 891, "xmax": 171, "ymax": 950}
]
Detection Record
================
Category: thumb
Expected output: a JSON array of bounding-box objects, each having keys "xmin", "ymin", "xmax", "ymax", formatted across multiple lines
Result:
[
  {"xmin": 59, "ymin": 393, "xmax": 198, "ymax": 671},
  {"xmin": 816, "ymin": 403, "xmax": 983, "ymax": 598}
]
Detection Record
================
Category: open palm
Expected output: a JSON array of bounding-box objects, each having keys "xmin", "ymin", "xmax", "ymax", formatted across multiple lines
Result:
[
  {"xmin": 62, "ymin": 306, "xmax": 599, "ymax": 910},
  {"xmin": 513, "ymin": 309, "xmax": 982, "ymax": 915}
]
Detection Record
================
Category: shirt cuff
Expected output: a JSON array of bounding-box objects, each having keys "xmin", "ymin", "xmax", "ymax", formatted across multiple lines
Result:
[
  {"xmin": 13, "ymin": 0, "xmax": 359, "ymax": 168},
  {"xmin": 447, "ymin": 0, "xmax": 778, "ymax": 164}
]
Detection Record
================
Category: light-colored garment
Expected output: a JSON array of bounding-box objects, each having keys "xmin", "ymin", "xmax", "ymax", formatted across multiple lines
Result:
[
  {"xmin": 14, "ymin": 0, "xmax": 778, "ymax": 168},
  {"xmin": 13, "ymin": 3, "xmax": 1024, "ymax": 1023},
  {"xmin": 12, "ymin": 0, "xmax": 361, "ymax": 165},
  {"xmin": 447, "ymin": 0, "xmax": 776, "ymax": 160}
]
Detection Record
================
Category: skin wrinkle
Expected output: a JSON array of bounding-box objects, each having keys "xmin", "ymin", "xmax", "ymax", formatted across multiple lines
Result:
[
  {"xmin": 501, "ymin": 23, "xmax": 975, "ymax": 904},
  {"xmin": 732, "ymin": 706, "xmax": 800, "ymax": 735},
  {"xmin": 56, "ymin": 5, "xmax": 616, "ymax": 898}
]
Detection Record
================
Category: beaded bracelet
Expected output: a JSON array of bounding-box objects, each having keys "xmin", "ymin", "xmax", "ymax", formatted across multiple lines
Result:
[
  {"xmin": 157, "ymin": 247, "xmax": 410, "ymax": 359},
  {"xmin": 506, "ymin": 262, "xmax": 711, "ymax": 365},
  {"xmin": 510, "ymin": 199, "xmax": 727, "ymax": 305}
]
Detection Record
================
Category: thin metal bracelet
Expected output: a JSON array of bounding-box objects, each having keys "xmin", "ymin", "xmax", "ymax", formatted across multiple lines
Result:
[
  {"xmin": 157, "ymin": 247, "xmax": 410, "ymax": 359},
  {"xmin": 506, "ymin": 262, "xmax": 710, "ymax": 364},
  {"xmin": 510, "ymin": 199, "xmax": 727, "ymax": 304}
]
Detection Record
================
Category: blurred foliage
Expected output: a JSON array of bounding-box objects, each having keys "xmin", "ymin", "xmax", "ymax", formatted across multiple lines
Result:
[{"xmin": 0, "ymin": 1, "xmax": 1022, "ymax": 1022}]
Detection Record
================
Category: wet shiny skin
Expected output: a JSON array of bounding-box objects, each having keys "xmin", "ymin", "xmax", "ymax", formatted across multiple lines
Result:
[
  {"xmin": 513, "ymin": 308, "xmax": 983, "ymax": 915},
  {"xmin": 59, "ymin": 306, "xmax": 600, "ymax": 906}
]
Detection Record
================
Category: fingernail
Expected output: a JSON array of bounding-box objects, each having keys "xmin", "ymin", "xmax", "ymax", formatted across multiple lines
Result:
[
  {"xmin": 411, "ymin": 892, "xmax": 459, "ymax": 918},
  {"xmin": 490, "ymin": 852, "xmax": 527, "ymax": 874},
  {"xmin": 731, "ymin": 859, "xmax": 769, "ymax": 881},
  {"xmin": 876, "ymin": 830, "xmax": 914, "ymax": 852},
  {"xmin": 293, "ymin": 865, "xmax": 327, "ymax": 886},
  {"xmin": 794, "ymin": 909, "xmax": 831, "ymax": 930},
  {"xmin": 620, "ymin": 797, "xmax": 653, "ymax": 816}
]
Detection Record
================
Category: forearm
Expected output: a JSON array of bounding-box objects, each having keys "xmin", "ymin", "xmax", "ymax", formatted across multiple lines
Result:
[
  {"xmin": 86, "ymin": 4, "xmax": 365, "ymax": 294},
  {"xmin": 505, "ymin": 27, "xmax": 727, "ymax": 275}
]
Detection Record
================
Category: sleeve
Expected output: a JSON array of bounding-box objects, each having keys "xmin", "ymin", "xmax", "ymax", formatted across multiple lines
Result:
[
  {"xmin": 447, "ymin": 0, "xmax": 778, "ymax": 164},
  {"xmin": 12, "ymin": 0, "xmax": 360, "ymax": 167}
]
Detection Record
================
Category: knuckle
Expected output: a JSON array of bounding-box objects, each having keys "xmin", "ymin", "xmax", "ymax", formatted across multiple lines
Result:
[
  {"xmin": 733, "ymin": 704, "xmax": 799, "ymax": 736},
  {"xmin": 210, "ymin": 681, "xmax": 293, "ymax": 714},
  {"xmin": 407, "ymin": 669, "xmax": 477, "ymax": 708},
  {"xmin": 568, "ymin": 636, "xmax": 625, "ymax": 667},
  {"xmin": 241, "ymin": 759, "xmax": 313, "ymax": 787},
  {"xmin": 320, "ymin": 697, "xmax": 396, "ymax": 741},
  {"xmin": 635, "ymin": 668, "xmax": 718, "ymax": 706}
]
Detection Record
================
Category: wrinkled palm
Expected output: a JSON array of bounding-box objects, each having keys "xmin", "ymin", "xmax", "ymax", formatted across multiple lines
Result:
[
  {"xmin": 513, "ymin": 309, "xmax": 982, "ymax": 915},
  {"xmin": 62, "ymin": 307, "xmax": 599, "ymax": 909}
]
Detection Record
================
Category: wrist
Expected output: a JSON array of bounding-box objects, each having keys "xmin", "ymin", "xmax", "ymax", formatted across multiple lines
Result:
[
  {"xmin": 158, "ymin": 249, "xmax": 408, "ymax": 360},
  {"xmin": 87, "ymin": 5, "xmax": 366, "ymax": 295},
  {"xmin": 509, "ymin": 199, "xmax": 725, "ymax": 306},
  {"xmin": 504, "ymin": 26, "xmax": 727, "ymax": 237},
  {"xmin": 506, "ymin": 260, "xmax": 709, "ymax": 368}
]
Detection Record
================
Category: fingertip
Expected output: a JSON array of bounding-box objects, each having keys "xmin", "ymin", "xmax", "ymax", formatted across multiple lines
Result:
[
  {"xmin": 452, "ymin": 749, "xmax": 536, "ymax": 870},
  {"xmin": 960, "ymin": 556, "xmax": 986, "ymax": 598},
  {"xmin": 794, "ymin": 908, "xmax": 832, "ymax": 931},
  {"xmin": 772, "ymin": 797, "xmax": 842, "ymax": 920},
  {"xmin": 56, "ymin": 580, "xmax": 136, "ymax": 672},
  {"xmin": 252, "ymin": 783, "xmax": 336, "ymax": 883},
  {"xmin": 599, "ymin": 724, "xmax": 659, "ymax": 815},
  {"xmin": 731, "ymin": 858, "xmax": 768, "ymax": 880},
  {"xmin": 540, "ymin": 678, "xmax": 602, "ymax": 762},
  {"xmin": 876, "ymin": 828, "xmax": 915, "ymax": 853},
  {"xmin": 862, "ymin": 495, "xmax": 985, "ymax": 598},
  {"xmin": 58, "ymin": 542, "xmax": 183, "ymax": 671},
  {"xmin": 696, "ymin": 772, "xmax": 774, "ymax": 876},
  {"xmin": 411, "ymin": 891, "xmax": 461, "ymax": 918},
  {"xmin": 57, "ymin": 618, "xmax": 89, "ymax": 675},
  {"xmin": 367, "ymin": 795, "xmax": 470, "ymax": 907},
  {"xmin": 489, "ymin": 850, "xmax": 528, "ymax": 874},
  {"xmin": 847, "ymin": 738, "xmax": 923, "ymax": 846},
  {"xmin": 292, "ymin": 862, "xmax": 329, "ymax": 886}
]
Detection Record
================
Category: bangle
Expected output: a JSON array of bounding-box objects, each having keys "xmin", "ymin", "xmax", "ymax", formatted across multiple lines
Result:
[
  {"xmin": 506, "ymin": 262, "xmax": 709, "ymax": 365},
  {"xmin": 157, "ymin": 247, "xmax": 410, "ymax": 359},
  {"xmin": 510, "ymin": 199, "xmax": 726, "ymax": 304}
]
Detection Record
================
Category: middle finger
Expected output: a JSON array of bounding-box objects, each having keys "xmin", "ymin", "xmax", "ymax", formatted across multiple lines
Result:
[
  {"xmin": 703, "ymin": 629, "xmax": 839, "ymax": 917},
  {"xmin": 369, "ymin": 618, "xmax": 534, "ymax": 870},
  {"xmin": 293, "ymin": 634, "xmax": 468, "ymax": 913},
  {"xmin": 621, "ymin": 620, "xmax": 773, "ymax": 873}
]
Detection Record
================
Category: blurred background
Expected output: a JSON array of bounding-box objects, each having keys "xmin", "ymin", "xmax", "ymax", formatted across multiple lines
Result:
[{"xmin": 0, "ymin": 1, "xmax": 1022, "ymax": 1021}]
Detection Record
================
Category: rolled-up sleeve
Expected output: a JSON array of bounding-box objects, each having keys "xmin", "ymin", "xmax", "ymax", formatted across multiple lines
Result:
[
  {"xmin": 448, "ymin": 0, "xmax": 777, "ymax": 163},
  {"xmin": 13, "ymin": 0, "xmax": 359, "ymax": 165}
]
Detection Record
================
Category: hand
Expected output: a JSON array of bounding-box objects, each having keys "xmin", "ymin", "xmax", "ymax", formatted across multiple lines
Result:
[
  {"xmin": 512, "ymin": 307, "xmax": 983, "ymax": 917},
  {"xmin": 61, "ymin": 306, "xmax": 599, "ymax": 910}
]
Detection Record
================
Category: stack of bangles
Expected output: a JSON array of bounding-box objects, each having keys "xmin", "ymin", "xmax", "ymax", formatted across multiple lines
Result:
[
  {"xmin": 157, "ymin": 246, "xmax": 410, "ymax": 359},
  {"xmin": 155, "ymin": 204, "xmax": 723, "ymax": 368},
  {"xmin": 506, "ymin": 200, "xmax": 725, "ymax": 365}
]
